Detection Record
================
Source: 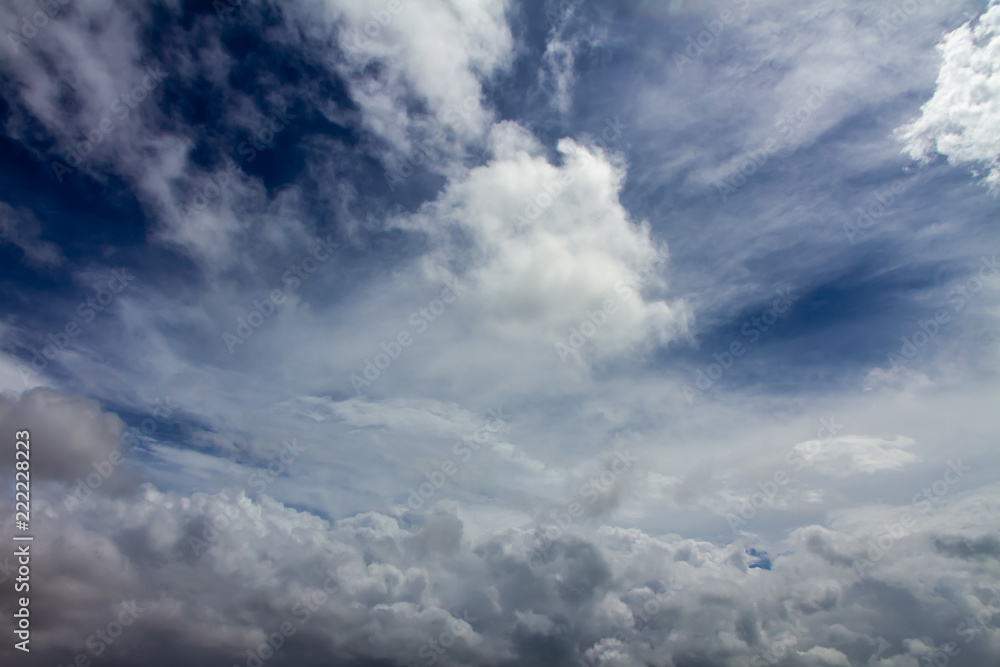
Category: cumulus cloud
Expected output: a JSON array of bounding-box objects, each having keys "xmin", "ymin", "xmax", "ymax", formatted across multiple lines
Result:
[
  {"xmin": 0, "ymin": 388, "xmax": 129, "ymax": 489},
  {"xmin": 1, "ymin": 469, "xmax": 998, "ymax": 667},
  {"xmin": 897, "ymin": 0, "xmax": 1000, "ymax": 192},
  {"xmin": 396, "ymin": 122, "xmax": 691, "ymax": 366}
]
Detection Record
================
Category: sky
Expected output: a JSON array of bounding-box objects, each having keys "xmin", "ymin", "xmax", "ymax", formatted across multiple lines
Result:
[{"xmin": 0, "ymin": 1, "xmax": 999, "ymax": 666}]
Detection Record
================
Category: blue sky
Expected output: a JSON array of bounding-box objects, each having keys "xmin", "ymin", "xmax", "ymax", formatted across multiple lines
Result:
[{"xmin": 1, "ymin": 1, "xmax": 999, "ymax": 666}]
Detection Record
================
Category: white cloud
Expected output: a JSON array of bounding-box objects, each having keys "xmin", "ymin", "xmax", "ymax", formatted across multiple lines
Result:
[
  {"xmin": 897, "ymin": 0, "xmax": 1000, "ymax": 192},
  {"xmin": 803, "ymin": 435, "xmax": 920, "ymax": 476},
  {"xmin": 285, "ymin": 0, "xmax": 513, "ymax": 161},
  {"xmin": 396, "ymin": 121, "xmax": 691, "ymax": 365}
]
